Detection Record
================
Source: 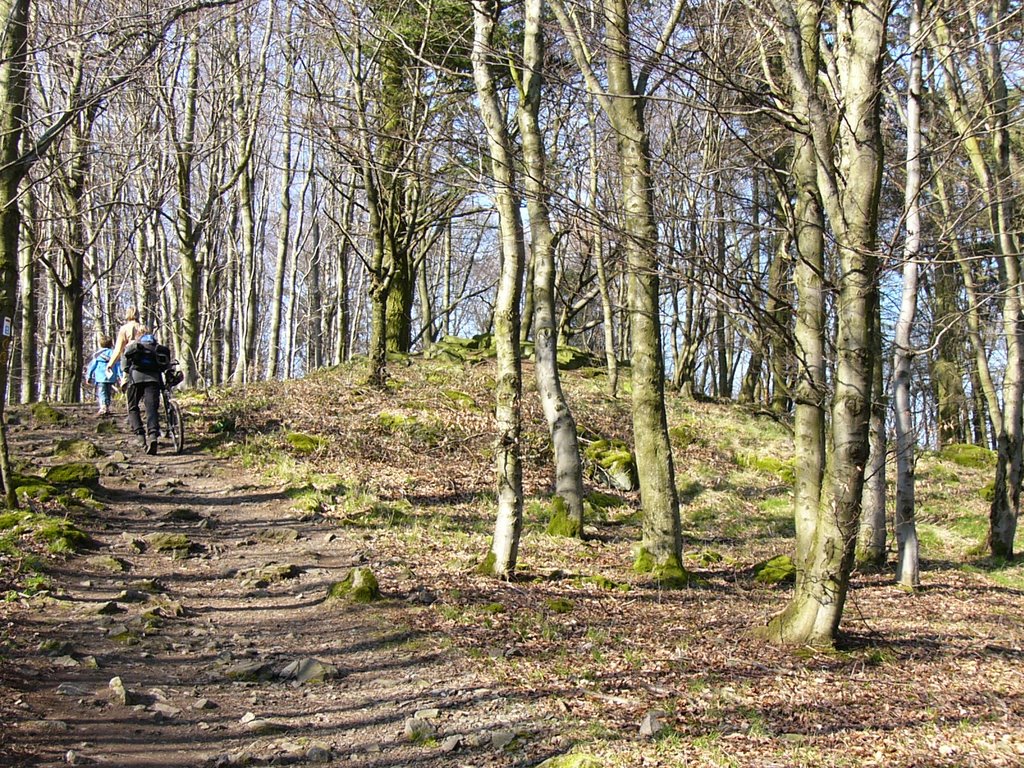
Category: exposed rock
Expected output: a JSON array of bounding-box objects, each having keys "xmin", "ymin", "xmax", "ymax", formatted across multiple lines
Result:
[
  {"xmin": 404, "ymin": 716, "xmax": 435, "ymax": 742},
  {"xmin": 640, "ymin": 710, "xmax": 666, "ymax": 738},
  {"xmin": 278, "ymin": 657, "xmax": 340, "ymax": 685},
  {"xmin": 222, "ymin": 660, "xmax": 274, "ymax": 682},
  {"xmin": 440, "ymin": 735, "xmax": 462, "ymax": 753},
  {"xmin": 87, "ymin": 554, "xmax": 131, "ymax": 572},
  {"xmin": 108, "ymin": 676, "xmax": 135, "ymax": 706},
  {"xmin": 491, "ymin": 729, "xmax": 517, "ymax": 749},
  {"xmin": 144, "ymin": 532, "xmax": 192, "ymax": 559}
]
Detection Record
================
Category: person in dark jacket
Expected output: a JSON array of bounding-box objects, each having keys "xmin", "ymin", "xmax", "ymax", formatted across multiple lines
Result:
[{"xmin": 123, "ymin": 330, "xmax": 171, "ymax": 455}]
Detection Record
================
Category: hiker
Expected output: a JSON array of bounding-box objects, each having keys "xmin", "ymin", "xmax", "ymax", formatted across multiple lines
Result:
[
  {"xmin": 85, "ymin": 335, "xmax": 120, "ymax": 416},
  {"xmin": 107, "ymin": 308, "xmax": 145, "ymax": 375},
  {"xmin": 123, "ymin": 329, "xmax": 172, "ymax": 455}
]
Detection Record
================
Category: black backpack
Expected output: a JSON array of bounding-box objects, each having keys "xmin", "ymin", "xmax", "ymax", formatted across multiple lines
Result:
[{"xmin": 126, "ymin": 334, "xmax": 170, "ymax": 374}]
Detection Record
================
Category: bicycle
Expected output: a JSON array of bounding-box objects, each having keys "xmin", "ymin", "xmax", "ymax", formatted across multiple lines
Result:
[{"xmin": 162, "ymin": 364, "xmax": 185, "ymax": 454}]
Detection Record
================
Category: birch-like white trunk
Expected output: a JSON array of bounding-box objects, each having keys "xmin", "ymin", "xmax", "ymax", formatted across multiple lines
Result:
[{"xmin": 472, "ymin": 0, "xmax": 525, "ymax": 577}]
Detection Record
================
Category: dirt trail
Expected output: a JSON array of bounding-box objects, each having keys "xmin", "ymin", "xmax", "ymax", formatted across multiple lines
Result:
[{"xmin": 0, "ymin": 403, "xmax": 539, "ymax": 768}]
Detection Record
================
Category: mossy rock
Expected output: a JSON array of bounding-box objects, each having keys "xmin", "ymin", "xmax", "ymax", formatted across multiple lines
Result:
[
  {"xmin": 938, "ymin": 443, "xmax": 997, "ymax": 470},
  {"xmin": 95, "ymin": 420, "xmax": 119, "ymax": 436},
  {"xmin": 327, "ymin": 567, "xmax": 380, "ymax": 603},
  {"xmin": 583, "ymin": 439, "xmax": 638, "ymax": 492},
  {"xmin": 45, "ymin": 462, "xmax": 100, "ymax": 487},
  {"xmin": 285, "ymin": 432, "xmax": 327, "ymax": 454},
  {"xmin": 545, "ymin": 496, "xmax": 582, "ymax": 538},
  {"xmin": 34, "ymin": 517, "xmax": 92, "ymax": 554},
  {"xmin": 669, "ymin": 423, "xmax": 703, "ymax": 448},
  {"xmin": 754, "ymin": 554, "xmax": 797, "ymax": 585},
  {"xmin": 53, "ymin": 439, "xmax": 102, "ymax": 460},
  {"xmin": 15, "ymin": 483, "xmax": 58, "ymax": 503},
  {"xmin": 30, "ymin": 402, "xmax": 67, "ymax": 426},
  {"xmin": 585, "ymin": 491, "xmax": 626, "ymax": 513},
  {"xmin": 144, "ymin": 532, "xmax": 192, "ymax": 558},
  {"xmin": 583, "ymin": 574, "xmax": 630, "ymax": 592},
  {"xmin": 442, "ymin": 390, "xmax": 479, "ymax": 411},
  {"xmin": 555, "ymin": 345, "xmax": 599, "ymax": 371},
  {"xmin": 545, "ymin": 597, "xmax": 574, "ymax": 613},
  {"xmin": 536, "ymin": 755, "xmax": 604, "ymax": 768},
  {"xmin": 0, "ymin": 512, "xmax": 91, "ymax": 554},
  {"xmin": 425, "ymin": 334, "xmax": 497, "ymax": 362},
  {"xmin": 87, "ymin": 554, "xmax": 131, "ymax": 573}
]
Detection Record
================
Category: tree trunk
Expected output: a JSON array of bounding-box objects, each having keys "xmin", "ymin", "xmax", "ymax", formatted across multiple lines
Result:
[
  {"xmin": 518, "ymin": 0, "xmax": 585, "ymax": 537},
  {"xmin": 268, "ymin": 35, "xmax": 295, "ymax": 380},
  {"xmin": 17, "ymin": 182, "xmax": 35, "ymax": 403},
  {"xmin": 892, "ymin": 0, "xmax": 923, "ymax": 586},
  {"xmin": 0, "ymin": 0, "xmax": 29, "ymax": 505},
  {"xmin": 766, "ymin": 0, "xmax": 887, "ymax": 646},
  {"xmin": 859, "ymin": 302, "xmax": 887, "ymax": 572},
  {"xmin": 472, "ymin": 0, "xmax": 525, "ymax": 577}
]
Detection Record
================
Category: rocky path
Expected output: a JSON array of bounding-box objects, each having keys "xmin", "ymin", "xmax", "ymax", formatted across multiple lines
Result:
[{"xmin": 0, "ymin": 404, "xmax": 542, "ymax": 767}]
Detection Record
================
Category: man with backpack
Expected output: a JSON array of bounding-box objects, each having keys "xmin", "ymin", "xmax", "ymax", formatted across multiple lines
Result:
[{"xmin": 123, "ymin": 330, "xmax": 172, "ymax": 455}]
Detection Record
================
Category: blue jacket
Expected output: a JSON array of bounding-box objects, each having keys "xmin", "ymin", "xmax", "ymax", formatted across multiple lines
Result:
[{"xmin": 87, "ymin": 348, "xmax": 120, "ymax": 384}]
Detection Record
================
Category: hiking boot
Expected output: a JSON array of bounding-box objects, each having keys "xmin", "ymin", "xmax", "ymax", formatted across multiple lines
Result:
[{"xmin": 146, "ymin": 438, "xmax": 158, "ymax": 455}]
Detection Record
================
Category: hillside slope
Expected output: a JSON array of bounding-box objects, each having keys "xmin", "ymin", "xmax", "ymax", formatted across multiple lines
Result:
[{"xmin": 1, "ymin": 356, "xmax": 1022, "ymax": 767}]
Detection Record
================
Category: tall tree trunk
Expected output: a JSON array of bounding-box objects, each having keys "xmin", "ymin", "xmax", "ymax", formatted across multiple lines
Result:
[
  {"xmin": 18, "ymin": 182, "xmax": 35, "ymax": 403},
  {"xmin": 518, "ymin": 0, "xmax": 585, "ymax": 537},
  {"xmin": 268, "ymin": 33, "xmax": 295, "ymax": 380},
  {"xmin": 859, "ymin": 300, "xmax": 887, "ymax": 570},
  {"xmin": 766, "ymin": 0, "xmax": 887, "ymax": 646},
  {"xmin": 472, "ymin": 0, "xmax": 525, "ymax": 577},
  {"xmin": 588, "ymin": 104, "xmax": 618, "ymax": 397},
  {"xmin": 931, "ymin": 3, "xmax": 1022, "ymax": 558},
  {"xmin": 892, "ymin": 0, "xmax": 924, "ymax": 586},
  {"xmin": 559, "ymin": 0, "xmax": 685, "ymax": 574},
  {"xmin": 0, "ymin": 0, "xmax": 29, "ymax": 505}
]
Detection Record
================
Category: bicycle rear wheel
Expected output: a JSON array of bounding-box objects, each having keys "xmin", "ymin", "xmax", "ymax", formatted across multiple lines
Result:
[{"xmin": 165, "ymin": 397, "xmax": 185, "ymax": 454}]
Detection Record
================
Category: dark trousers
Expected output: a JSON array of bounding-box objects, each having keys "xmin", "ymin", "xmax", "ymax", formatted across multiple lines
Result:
[{"xmin": 127, "ymin": 381, "xmax": 161, "ymax": 439}]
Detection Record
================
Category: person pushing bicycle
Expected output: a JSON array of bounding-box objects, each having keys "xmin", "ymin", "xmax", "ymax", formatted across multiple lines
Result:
[{"xmin": 122, "ymin": 329, "xmax": 174, "ymax": 454}]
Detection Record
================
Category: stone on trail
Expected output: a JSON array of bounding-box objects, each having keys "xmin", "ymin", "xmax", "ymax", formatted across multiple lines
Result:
[
  {"xmin": 87, "ymin": 554, "xmax": 131, "ymax": 572},
  {"xmin": 144, "ymin": 532, "xmax": 192, "ymax": 559},
  {"xmin": 108, "ymin": 676, "xmax": 135, "ymax": 706},
  {"xmin": 404, "ymin": 716, "xmax": 435, "ymax": 742},
  {"xmin": 278, "ymin": 657, "xmax": 340, "ymax": 685}
]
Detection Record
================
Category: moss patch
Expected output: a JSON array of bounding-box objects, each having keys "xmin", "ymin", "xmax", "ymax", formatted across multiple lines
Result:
[
  {"xmin": 30, "ymin": 402, "xmax": 67, "ymax": 426},
  {"xmin": 583, "ymin": 439, "xmax": 638, "ymax": 492},
  {"xmin": 938, "ymin": 443, "xmax": 997, "ymax": 470},
  {"xmin": 285, "ymin": 431, "xmax": 327, "ymax": 454},
  {"xmin": 45, "ymin": 462, "xmax": 100, "ymax": 487},
  {"xmin": 545, "ymin": 496, "xmax": 582, "ymax": 537},
  {"xmin": 535, "ymin": 755, "xmax": 604, "ymax": 768},
  {"xmin": 327, "ymin": 567, "xmax": 380, "ymax": 603},
  {"xmin": 754, "ymin": 554, "xmax": 797, "ymax": 585}
]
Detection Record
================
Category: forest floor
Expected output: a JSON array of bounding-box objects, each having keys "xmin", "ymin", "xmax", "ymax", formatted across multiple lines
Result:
[{"xmin": 2, "ymin": 357, "xmax": 1024, "ymax": 767}]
